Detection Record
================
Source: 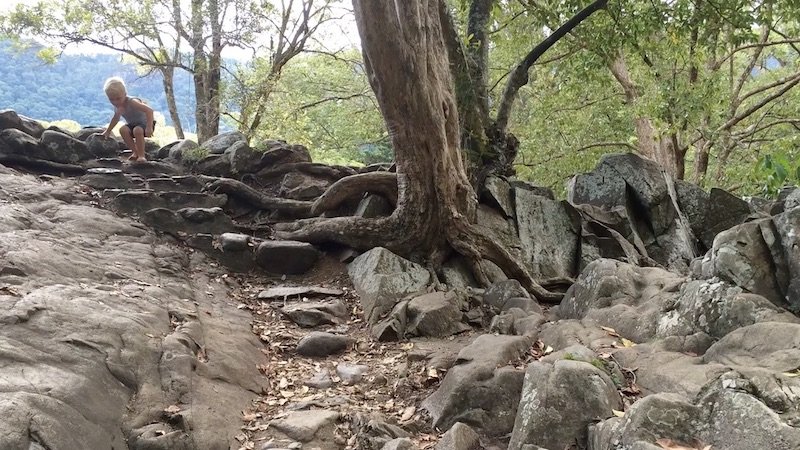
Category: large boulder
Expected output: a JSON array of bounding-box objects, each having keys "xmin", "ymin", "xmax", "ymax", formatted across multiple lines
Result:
[
  {"xmin": 348, "ymin": 247, "xmax": 430, "ymax": 325},
  {"xmin": 700, "ymin": 188, "xmax": 752, "ymax": 250},
  {"xmin": 421, "ymin": 334, "xmax": 531, "ymax": 436},
  {"xmin": 590, "ymin": 375, "xmax": 800, "ymax": 450},
  {"xmin": 40, "ymin": 130, "xmax": 95, "ymax": 163},
  {"xmin": 509, "ymin": 359, "xmax": 621, "ymax": 450},
  {"xmin": 200, "ymin": 131, "xmax": 246, "ymax": 155},
  {"xmin": 515, "ymin": 187, "xmax": 580, "ymax": 279},
  {"xmin": 568, "ymin": 153, "xmax": 697, "ymax": 271},
  {"xmin": 0, "ymin": 109, "xmax": 45, "ymax": 138},
  {"xmin": 707, "ymin": 207, "xmax": 800, "ymax": 312}
]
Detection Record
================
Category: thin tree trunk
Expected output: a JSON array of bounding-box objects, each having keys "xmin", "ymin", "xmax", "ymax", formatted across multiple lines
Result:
[{"xmin": 161, "ymin": 67, "xmax": 185, "ymax": 139}]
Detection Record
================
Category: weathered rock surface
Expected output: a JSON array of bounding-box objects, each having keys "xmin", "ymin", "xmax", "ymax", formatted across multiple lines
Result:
[{"xmin": 0, "ymin": 167, "xmax": 264, "ymax": 450}]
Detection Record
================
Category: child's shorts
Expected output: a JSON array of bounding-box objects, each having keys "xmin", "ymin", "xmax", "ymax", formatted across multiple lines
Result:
[{"xmin": 122, "ymin": 121, "xmax": 157, "ymax": 135}]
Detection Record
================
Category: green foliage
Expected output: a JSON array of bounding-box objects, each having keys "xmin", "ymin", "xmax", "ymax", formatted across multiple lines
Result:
[
  {"xmin": 754, "ymin": 153, "xmax": 800, "ymax": 198},
  {"xmin": 239, "ymin": 50, "xmax": 388, "ymax": 166},
  {"xmin": 181, "ymin": 145, "xmax": 209, "ymax": 163}
]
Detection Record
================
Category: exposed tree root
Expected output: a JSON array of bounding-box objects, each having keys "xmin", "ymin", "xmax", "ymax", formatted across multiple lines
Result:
[
  {"xmin": 256, "ymin": 162, "xmax": 357, "ymax": 181},
  {"xmin": 203, "ymin": 178, "xmax": 313, "ymax": 216},
  {"xmin": 274, "ymin": 215, "xmax": 401, "ymax": 251},
  {"xmin": 447, "ymin": 221, "xmax": 564, "ymax": 303},
  {"xmin": 275, "ymin": 212, "xmax": 563, "ymax": 303},
  {"xmin": 310, "ymin": 172, "xmax": 398, "ymax": 215}
]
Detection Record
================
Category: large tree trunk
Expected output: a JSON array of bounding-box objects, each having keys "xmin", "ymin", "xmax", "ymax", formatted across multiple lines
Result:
[
  {"xmin": 275, "ymin": 0, "xmax": 559, "ymax": 301},
  {"xmin": 609, "ymin": 54, "xmax": 684, "ymax": 177}
]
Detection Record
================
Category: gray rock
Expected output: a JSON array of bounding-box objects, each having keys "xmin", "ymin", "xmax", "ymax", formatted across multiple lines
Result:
[
  {"xmin": 0, "ymin": 109, "xmax": 45, "ymax": 138},
  {"xmin": 147, "ymin": 175, "xmax": 209, "ymax": 193},
  {"xmin": 381, "ymin": 438, "xmax": 415, "ymax": 450},
  {"xmin": 279, "ymin": 172, "xmax": 330, "ymax": 200},
  {"xmin": 356, "ymin": 194, "xmax": 394, "ymax": 218},
  {"xmin": 703, "ymin": 322, "xmax": 800, "ymax": 372},
  {"xmin": 219, "ymin": 233, "xmax": 251, "ymax": 251},
  {"xmin": 201, "ymin": 131, "xmax": 247, "ymax": 155},
  {"xmin": 590, "ymin": 379, "xmax": 800, "ymax": 450},
  {"xmin": 675, "ymin": 179, "xmax": 709, "ymax": 241},
  {"xmin": 85, "ymin": 133, "xmax": 120, "ymax": 158},
  {"xmin": 142, "ymin": 206, "xmax": 236, "ymax": 235},
  {"xmin": 304, "ymin": 371, "xmax": 333, "ymax": 389},
  {"xmin": 568, "ymin": 153, "xmax": 696, "ymax": 271},
  {"xmin": 269, "ymin": 410, "xmax": 340, "ymax": 442},
  {"xmin": 709, "ymin": 207, "xmax": 800, "ymax": 311},
  {"xmin": 421, "ymin": 334, "xmax": 531, "ymax": 436},
  {"xmin": 296, "ymin": 332, "xmax": 354, "ymax": 357},
  {"xmin": 168, "ymin": 139, "xmax": 198, "ymax": 161},
  {"xmin": 280, "ymin": 300, "xmax": 349, "ymax": 327},
  {"xmin": 483, "ymin": 279, "xmax": 530, "ymax": 312},
  {"xmin": 258, "ymin": 286, "xmax": 344, "ymax": 300},
  {"xmin": 509, "ymin": 179, "xmax": 555, "ymax": 200},
  {"xmin": 371, "ymin": 300, "xmax": 409, "ymax": 341},
  {"xmin": 348, "ymin": 247, "xmax": 430, "ymax": 325},
  {"xmin": 509, "ymin": 360, "xmax": 621, "ymax": 450},
  {"xmin": 435, "ymin": 422, "xmax": 481, "ymax": 450},
  {"xmin": 111, "ymin": 190, "xmax": 227, "ymax": 216},
  {"xmin": 0, "ymin": 169, "xmax": 265, "ymax": 450},
  {"xmin": 193, "ymin": 153, "xmax": 233, "ymax": 177},
  {"xmin": 701, "ymin": 188, "xmax": 752, "ymax": 249},
  {"xmin": 255, "ymin": 240, "xmax": 320, "ymax": 275},
  {"xmin": 229, "ymin": 140, "xmax": 263, "ymax": 174},
  {"xmin": 441, "ymin": 257, "xmax": 478, "ymax": 290},
  {"xmin": 407, "ymin": 291, "xmax": 471, "ymax": 338},
  {"xmin": 260, "ymin": 143, "xmax": 312, "ymax": 166},
  {"xmin": 80, "ymin": 170, "xmax": 145, "ymax": 190},
  {"xmin": 40, "ymin": 130, "xmax": 94, "ymax": 163},
  {"xmin": 482, "ymin": 176, "xmax": 515, "ymax": 218},
  {"xmin": 336, "ymin": 363, "xmax": 369, "ymax": 384},
  {"xmin": 516, "ymin": 189, "xmax": 580, "ymax": 279}
]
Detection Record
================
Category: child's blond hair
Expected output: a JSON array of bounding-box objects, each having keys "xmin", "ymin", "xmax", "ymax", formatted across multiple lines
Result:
[{"xmin": 103, "ymin": 77, "xmax": 127, "ymax": 97}]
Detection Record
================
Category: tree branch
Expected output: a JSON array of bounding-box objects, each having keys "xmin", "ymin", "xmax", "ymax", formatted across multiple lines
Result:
[{"xmin": 495, "ymin": 0, "xmax": 609, "ymax": 131}]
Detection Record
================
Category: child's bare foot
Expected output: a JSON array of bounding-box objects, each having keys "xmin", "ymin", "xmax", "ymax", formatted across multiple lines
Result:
[{"xmin": 134, "ymin": 156, "xmax": 147, "ymax": 163}]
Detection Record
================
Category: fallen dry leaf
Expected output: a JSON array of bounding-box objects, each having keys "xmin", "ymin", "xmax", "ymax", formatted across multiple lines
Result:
[
  {"xmin": 400, "ymin": 406, "xmax": 416, "ymax": 422},
  {"xmin": 601, "ymin": 326, "xmax": 620, "ymax": 337},
  {"xmin": 612, "ymin": 409, "xmax": 625, "ymax": 417},
  {"xmin": 164, "ymin": 405, "xmax": 181, "ymax": 414}
]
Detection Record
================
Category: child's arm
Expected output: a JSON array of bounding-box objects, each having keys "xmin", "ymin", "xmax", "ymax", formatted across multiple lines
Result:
[
  {"xmin": 130, "ymin": 99, "xmax": 155, "ymax": 137},
  {"xmin": 102, "ymin": 112, "xmax": 121, "ymax": 138}
]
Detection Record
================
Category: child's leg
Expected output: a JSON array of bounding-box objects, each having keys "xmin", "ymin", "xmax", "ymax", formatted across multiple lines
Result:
[
  {"xmin": 119, "ymin": 126, "xmax": 137, "ymax": 160},
  {"xmin": 133, "ymin": 126, "xmax": 147, "ymax": 161}
]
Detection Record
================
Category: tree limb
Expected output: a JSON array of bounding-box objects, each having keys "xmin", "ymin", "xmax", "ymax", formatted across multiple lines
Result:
[{"xmin": 495, "ymin": 0, "xmax": 609, "ymax": 131}]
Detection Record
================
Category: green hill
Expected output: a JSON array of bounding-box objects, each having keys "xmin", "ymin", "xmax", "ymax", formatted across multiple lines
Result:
[{"xmin": 0, "ymin": 41, "xmax": 197, "ymax": 131}]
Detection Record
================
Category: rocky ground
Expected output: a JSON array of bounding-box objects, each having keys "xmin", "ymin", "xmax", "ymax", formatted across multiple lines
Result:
[{"xmin": 1, "ymin": 112, "xmax": 800, "ymax": 450}]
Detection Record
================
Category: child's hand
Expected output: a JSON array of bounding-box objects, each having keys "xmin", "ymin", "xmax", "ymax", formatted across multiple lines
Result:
[{"xmin": 145, "ymin": 126, "xmax": 153, "ymax": 137}]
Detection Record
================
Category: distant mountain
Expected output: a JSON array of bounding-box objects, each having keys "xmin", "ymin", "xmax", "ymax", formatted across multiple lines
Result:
[{"xmin": 0, "ymin": 41, "xmax": 197, "ymax": 131}]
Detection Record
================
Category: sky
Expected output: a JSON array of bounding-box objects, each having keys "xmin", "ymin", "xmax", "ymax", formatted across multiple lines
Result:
[{"xmin": 0, "ymin": 0, "xmax": 361, "ymax": 58}]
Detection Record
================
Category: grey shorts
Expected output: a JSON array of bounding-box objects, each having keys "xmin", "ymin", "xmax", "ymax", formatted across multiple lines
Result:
[{"xmin": 121, "ymin": 121, "xmax": 156, "ymax": 135}]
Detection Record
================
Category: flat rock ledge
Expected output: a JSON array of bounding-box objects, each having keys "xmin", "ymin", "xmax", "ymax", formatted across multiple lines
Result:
[{"xmin": 0, "ymin": 166, "xmax": 265, "ymax": 450}]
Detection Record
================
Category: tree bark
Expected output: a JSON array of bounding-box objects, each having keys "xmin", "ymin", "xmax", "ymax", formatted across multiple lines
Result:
[
  {"xmin": 161, "ymin": 66, "xmax": 185, "ymax": 139},
  {"xmin": 277, "ymin": 0, "xmax": 559, "ymax": 301},
  {"xmin": 608, "ymin": 54, "xmax": 683, "ymax": 177}
]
